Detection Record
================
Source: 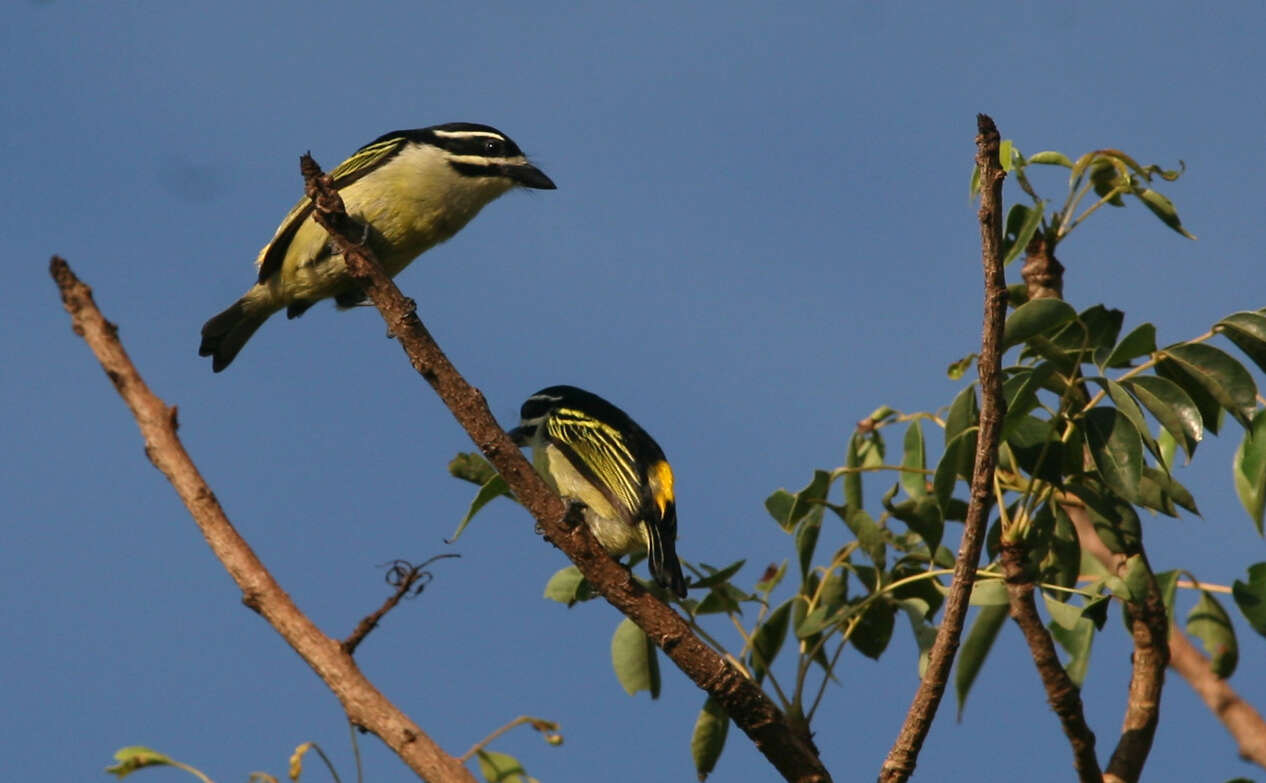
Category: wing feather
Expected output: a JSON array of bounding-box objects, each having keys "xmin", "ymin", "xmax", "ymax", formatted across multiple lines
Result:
[
  {"xmin": 255, "ymin": 134, "xmax": 410, "ymax": 283},
  {"xmin": 545, "ymin": 414, "xmax": 642, "ymax": 522}
]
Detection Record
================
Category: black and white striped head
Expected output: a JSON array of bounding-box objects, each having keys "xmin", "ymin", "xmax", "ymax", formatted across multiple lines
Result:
[{"xmin": 382, "ymin": 123, "xmax": 555, "ymax": 190}]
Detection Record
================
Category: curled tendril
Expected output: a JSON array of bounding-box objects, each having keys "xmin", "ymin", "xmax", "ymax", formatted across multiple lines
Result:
[{"xmin": 379, "ymin": 554, "xmax": 461, "ymax": 598}]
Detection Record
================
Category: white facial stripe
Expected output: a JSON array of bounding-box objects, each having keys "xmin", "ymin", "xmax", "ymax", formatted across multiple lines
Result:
[
  {"xmin": 432, "ymin": 130, "xmax": 507, "ymax": 141},
  {"xmin": 446, "ymin": 153, "xmax": 525, "ymax": 166}
]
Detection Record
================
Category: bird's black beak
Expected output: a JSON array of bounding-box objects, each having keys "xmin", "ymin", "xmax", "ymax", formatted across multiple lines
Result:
[
  {"xmin": 507, "ymin": 425, "xmax": 534, "ymax": 446},
  {"xmin": 507, "ymin": 163, "xmax": 556, "ymax": 190}
]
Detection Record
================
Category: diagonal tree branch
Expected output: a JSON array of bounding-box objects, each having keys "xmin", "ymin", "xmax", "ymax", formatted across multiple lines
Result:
[
  {"xmin": 49, "ymin": 257, "xmax": 478, "ymax": 783},
  {"xmin": 1168, "ymin": 624, "xmax": 1266, "ymax": 768},
  {"xmin": 297, "ymin": 155, "xmax": 833, "ymax": 783},
  {"xmin": 877, "ymin": 114, "xmax": 1009, "ymax": 783}
]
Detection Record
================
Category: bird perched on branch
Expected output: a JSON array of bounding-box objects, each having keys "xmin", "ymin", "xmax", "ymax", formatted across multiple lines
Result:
[
  {"xmin": 509, "ymin": 385, "xmax": 688, "ymax": 598},
  {"xmin": 199, "ymin": 123, "xmax": 555, "ymax": 371}
]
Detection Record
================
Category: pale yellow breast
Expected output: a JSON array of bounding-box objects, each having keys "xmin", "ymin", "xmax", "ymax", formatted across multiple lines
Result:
[
  {"xmin": 272, "ymin": 143, "xmax": 514, "ymax": 303},
  {"xmin": 541, "ymin": 444, "xmax": 647, "ymax": 556}
]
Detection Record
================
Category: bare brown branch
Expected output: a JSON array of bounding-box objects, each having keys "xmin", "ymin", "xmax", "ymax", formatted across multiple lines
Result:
[
  {"xmin": 877, "ymin": 114, "xmax": 1010, "ymax": 783},
  {"xmin": 999, "ymin": 538, "xmax": 1101, "ymax": 781},
  {"xmin": 299, "ymin": 156, "xmax": 833, "ymax": 783},
  {"xmin": 50, "ymin": 257, "xmax": 478, "ymax": 783},
  {"xmin": 1020, "ymin": 233, "xmax": 1064, "ymax": 300},
  {"xmin": 1104, "ymin": 553, "xmax": 1168, "ymax": 783},
  {"xmin": 1063, "ymin": 503, "xmax": 1249, "ymax": 782},
  {"xmin": 1169, "ymin": 624, "xmax": 1266, "ymax": 767}
]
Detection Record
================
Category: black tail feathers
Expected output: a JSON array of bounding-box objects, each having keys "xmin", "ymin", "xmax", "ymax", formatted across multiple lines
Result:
[
  {"xmin": 646, "ymin": 520, "xmax": 687, "ymax": 599},
  {"xmin": 199, "ymin": 298, "xmax": 270, "ymax": 373}
]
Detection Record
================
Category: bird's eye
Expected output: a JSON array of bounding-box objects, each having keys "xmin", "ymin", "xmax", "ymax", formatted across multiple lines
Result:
[{"xmin": 485, "ymin": 139, "xmax": 503, "ymax": 156}]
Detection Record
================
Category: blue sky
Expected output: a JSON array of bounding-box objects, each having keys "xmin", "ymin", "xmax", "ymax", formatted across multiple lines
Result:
[{"xmin": 5, "ymin": 2, "xmax": 1266, "ymax": 781}]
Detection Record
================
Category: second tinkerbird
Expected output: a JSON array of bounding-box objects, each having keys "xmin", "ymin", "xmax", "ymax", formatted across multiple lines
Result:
[
  {"xmin": 509, "ymin": 385, "xmax": 688, "ymax": 599},
  {"xmin": 199, "ymin": 122, "xmax": 555, "ymax": 372}
]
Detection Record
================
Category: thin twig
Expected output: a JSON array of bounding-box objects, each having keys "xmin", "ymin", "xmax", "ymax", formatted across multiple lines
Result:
[
  {"xmin": 49, "ymin": 257, "xmax": 477, "ymax": 783},
  {"xmin": 342, "ymin": 554, "xmax": 460, "ymax": 654},
  {"xmin": 877, "ymin": 114, "xmax": 1011, "ymax": 783},
  {"xmin": 298, "ymin": 156, "xmax": 833, "ymax": 783},
  {"xmin": 458, "ymin": 716, "xmax": 557, "ymax": 762}
]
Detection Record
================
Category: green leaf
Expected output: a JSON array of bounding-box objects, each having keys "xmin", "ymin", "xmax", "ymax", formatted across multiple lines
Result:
[
  {"xmin": 1003, "ymin": 299, "xmax": 1079, "ymax": 351},
  {"xmin": 1138, "ymin": 465, "xmax": 1200, "ymax": 517},
  {"xmin": 1187, "ymin": 591, "xmax": 1238, "ymax": 678},
  {"xmin": 1155, "ymin": 358, "xmax": 1225, "ymax": 436},
  {"xmin": 902, "ymin": 601, "xmax": 939, "ymax": 677},
  {"xmin": 1081, "ymin": 595, "xmax": 1111, "ymax": 630},
  {"xmin": 1072, "ymin": 305, "xmax": 1125, "ymax": 366},
  {"xmin": 851, "ymin": 598, "xmax": 897, "ymax": 659},
  {"xmin": 611, "ymin": 618, "xmax": 660, "ymax": 697},
  {"xmin": 1120, "ymin": 375, "xmax": 1202, "ymax": 459},
  {"xmin": 1049, "ymin": 616, "xmax": 1096, "ymax": 688},
  {"xmin": 1029, "ymin": 150, "xmax": 1073, "ymax": 167},
  {"xmin": 1066, "ymin": 482, "xmax": 1141, "ymax": 554},
  {"xmin": 692, "ymin": 559, "xmax": 747, "ymax": 590},
  {"xmin": 999, "ymin": 139, "xmax": 1016, "ymax": 171},
  {"xmin": 901, "ymin": 420, "xmax": 928, "ymax": 498},
  {"xmin": 448, "ymin": 451, "xmax": 500, "ymax": 485},
  {"xmin": 968, "ymin": 578, "xmax": 1010, "ymax": 606},
  {"xmin": 1156, "ymin": 569, "xmax": 1180, "ymax": 618},
  {"xmin": 1160, "ymin": 343, "xmax": 1257, "ymax": 429},
  {"xmin": 1002, "ymin": 414, "xmax": 1064, "ymax": 486},
  {"xmin": 795, "ymin": 508, "xmax": 823, "ymax": 582},
  {"xmin": 1082, "ymin": 407, "xmax": 1143, "ymax": 504},
  {"xmin": 796, "ymin": 603, "xmax": 836, "ymax": 639},
  {"xmin": 934, "ymin": 428, "xmax": 978, "ymax": 513},
  {"xmin": 1234, "ymin": 409, "xmax": 1266, "ymax": 534},
  {"xmin": 955, "ymin": 604, "xmax": 1008, "ymax": 719},
  {"xmin": 751, "ymin": 599, "xmax": 794, "ymax": 679},
  {"xmin": 1232, "ymin": 563, "xmax": 1266, "ymax": 638},
  {"xmin": 844, "ymin": 432, "xmax": 864, "ymax": 510},
  {"xmin": 1003, "ymin": 202, "xmax": 1044, "ymax": 266},
  {"xmin": 107, "ymin": 747, "xmax": 177, "ymax": 778},
  {"xmin": 1133, "ymin": 187, "xmax": 1196, "ymax": 239},
  {"xmin": 1089, "ymin": 159, "xmax": 1127, "ymax": 205},
  {"xmin": 945, "ymin": 385, "xmax": 980, "ymax": 444},
  {"xmin": 842, "ymin": 507, "xmax": 886, "ymax": 567},
  {"xmin": 764, "ymin": 490, "xmax": 794, "ymax": 528},
  {"xmin": 691, "ymin": 697, "xmax": 730, "ymax": 781},
  {"xmin": 1002, "ymin": 362, "xmax": 1059, "ymax": 430},
  {"xmin": 789, "ymin": 470, "xmax": 831, "ymax": 528},
  {"xmin": 1093, "ymin": 378, "xmax": 1162, "ymax": 464},
  {"xmin": 449, "ymin": 474, "xmax": 511, "ymax": 543},
  {"xmin": 947, "ymin": 353, "xmax": 977, "ymax": 380},
  {"xmin": 1041, "ymin": 506, "xmax": 1082, "ymax": 593},
  {"xmin": 1043, "ymin": 592, "xmax": 1084, "ymax": 630},
  {"xmin": 1214, "ymin": 311, "xmax": 1266, "ymax": 376},
  {"xmin": 543, "ymin": 566, "xmax": 596, "ymax": 605},
  {"xmin": 1158, "ymin": 427, "xmax": 1178, "ymax": 471},
  {"xmin": 1121, "ymin": 554, "xmax": 1152, "ymax": 603},
  {"xmin": 476, "ymin": 750, "xmax": 526, "ymax": 783},
  {"xmin": 886, "ymin": 495, "xmax": 944, "ymax": 553},
  {"xmin": 766, "ymin": 470, "xmax": 831, "ymax": 532},
  {"xmin": 1103, "ymin": 322, "xmax": 1157, "ymax": 368}
]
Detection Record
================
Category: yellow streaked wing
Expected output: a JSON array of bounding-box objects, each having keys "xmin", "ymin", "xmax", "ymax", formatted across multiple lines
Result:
[
  {"xmin": 255, "ymin": 135, "xmax": 409, "ymax": 282},
  {"xmin": 546, "ymin": 414, "xmax": 642, "ymax": 521}
]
